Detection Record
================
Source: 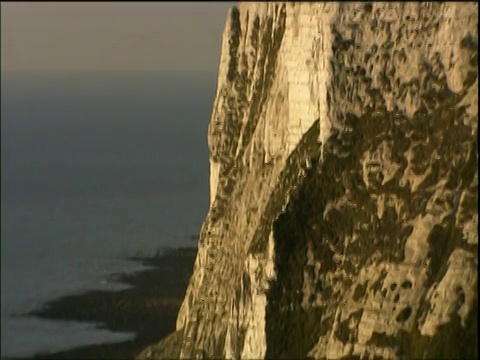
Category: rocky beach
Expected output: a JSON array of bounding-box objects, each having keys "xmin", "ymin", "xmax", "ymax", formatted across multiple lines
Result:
[{"xmin": 18, "ymin": 247, "xmax": 197, "ymax": 360}]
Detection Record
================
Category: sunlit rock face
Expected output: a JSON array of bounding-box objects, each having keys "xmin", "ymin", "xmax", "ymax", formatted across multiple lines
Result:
[{"xmin": 139, "ymin": 2, "xmax": 478, "ymax": 359}]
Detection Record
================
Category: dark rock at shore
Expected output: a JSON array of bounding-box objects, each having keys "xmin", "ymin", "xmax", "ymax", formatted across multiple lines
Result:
[{"xmin": 19, "ymin": 247, "xmax": 196, "ymax": 360}]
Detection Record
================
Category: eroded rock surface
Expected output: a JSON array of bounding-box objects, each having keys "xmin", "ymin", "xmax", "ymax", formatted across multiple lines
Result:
[{"xmin": 139, "ymin": 2, "xmax": 478, "ymax": 359}]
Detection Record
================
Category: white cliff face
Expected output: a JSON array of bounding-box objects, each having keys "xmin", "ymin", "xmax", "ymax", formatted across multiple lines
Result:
[
  {"xmin": 139, "ymin": 2, "xmax": 477, "ymax": 359},
  {"xmin": 420, "ymin": 249, "xmax": 477, "ymax": 336}
]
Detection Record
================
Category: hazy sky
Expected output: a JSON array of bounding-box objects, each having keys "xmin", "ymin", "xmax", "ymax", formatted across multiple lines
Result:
[{"xmin": 1, "ymin": 2, "xmax": 236, "ymax": 74}]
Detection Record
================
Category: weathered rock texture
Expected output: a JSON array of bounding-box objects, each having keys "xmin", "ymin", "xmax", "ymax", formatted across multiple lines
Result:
[{"xmin": 140, "ymin": 2, "xmax": 478, "ymax": 359}]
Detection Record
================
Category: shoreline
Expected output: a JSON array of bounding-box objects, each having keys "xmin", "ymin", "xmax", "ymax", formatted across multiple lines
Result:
[{"xmin": 17, "ymin": 247, "xmax": 197, "ymax": 360}]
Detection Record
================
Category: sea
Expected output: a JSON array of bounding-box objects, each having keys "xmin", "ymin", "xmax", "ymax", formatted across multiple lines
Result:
[{"xmin": 1, "ymin": 70, "xmax": 214, "ymax": 358}]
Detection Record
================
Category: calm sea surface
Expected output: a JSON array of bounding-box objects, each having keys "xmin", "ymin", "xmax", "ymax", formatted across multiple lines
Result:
[{"xmin": 1, "ymin": 71, "xmax": 214, "ymax": 357}]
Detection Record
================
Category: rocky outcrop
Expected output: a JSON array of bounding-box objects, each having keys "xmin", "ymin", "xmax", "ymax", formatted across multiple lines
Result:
[{"xmin": 140, "ymin": 2, "xmax": 478, "ymax": 359}]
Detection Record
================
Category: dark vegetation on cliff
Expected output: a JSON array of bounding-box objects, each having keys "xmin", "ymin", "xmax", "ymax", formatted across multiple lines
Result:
[
  {"xmin": 262, "ymin": 21, "xmax": 478, "ymax": 357},
  {"xmin": 209, "ymin": 5, "xmax": 286, "ymax": 225}
]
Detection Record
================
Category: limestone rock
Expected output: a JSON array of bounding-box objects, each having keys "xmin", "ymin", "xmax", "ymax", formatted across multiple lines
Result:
[{"xmin": 139, "ymin": 2, "xmax": 478, "ymax": 359}]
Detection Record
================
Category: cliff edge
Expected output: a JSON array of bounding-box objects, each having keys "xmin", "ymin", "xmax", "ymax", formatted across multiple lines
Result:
[{"xmin": 140, "ymin": 2, "xmax": 478, "ymax": 359}]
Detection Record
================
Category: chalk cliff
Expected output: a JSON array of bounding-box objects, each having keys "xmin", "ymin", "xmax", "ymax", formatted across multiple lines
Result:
[{"xmin": 140, "ymin": 2, "xmax": 478, "ymax": 359}]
